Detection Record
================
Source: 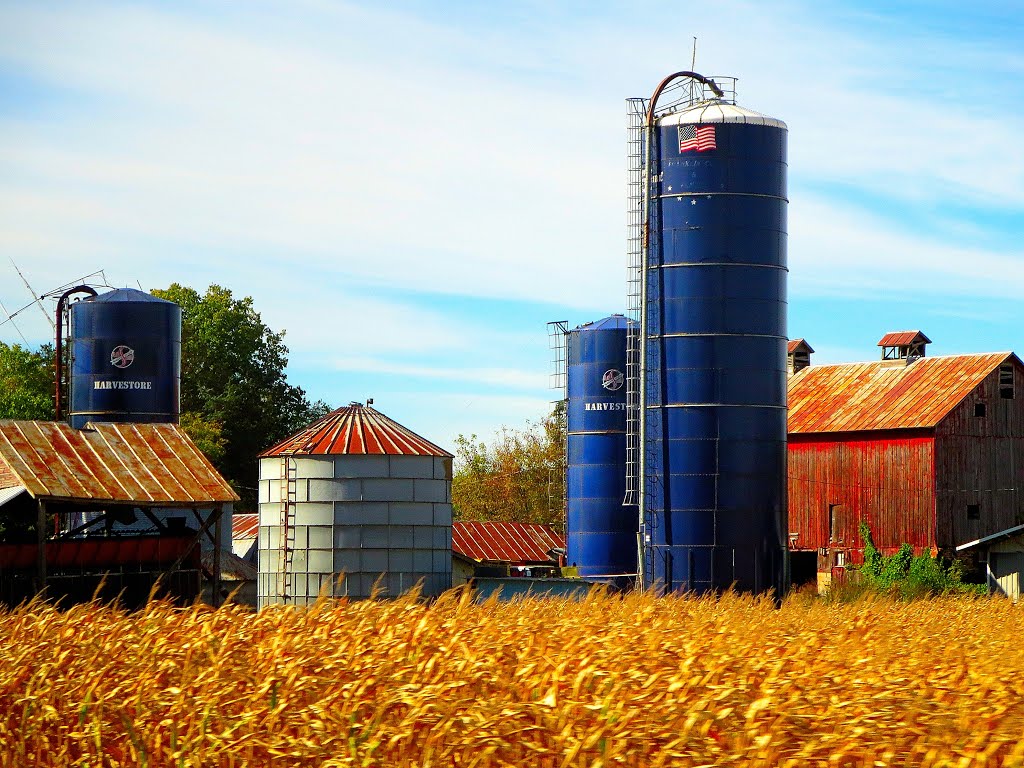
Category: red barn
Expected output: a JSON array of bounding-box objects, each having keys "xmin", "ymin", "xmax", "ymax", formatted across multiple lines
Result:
[{"xmin": 786, "ymin": 333, "xmax": 1024, "ymax": 588}]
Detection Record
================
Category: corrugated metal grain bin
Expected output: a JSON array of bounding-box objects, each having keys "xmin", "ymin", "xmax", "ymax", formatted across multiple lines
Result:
[{"xmin": 257, "ymin": 403, "xmax": 452, "ymax": 606}]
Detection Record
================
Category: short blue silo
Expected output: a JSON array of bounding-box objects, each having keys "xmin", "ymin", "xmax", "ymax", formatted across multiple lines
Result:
[
  {"xmin": 641, "ymin": 89, "xmax": 788, "ymax": 595},
  {"xmin": 69, "ymin": 288, "xmax": 182, "ymax": 429},
  {"xmin": 566, "ymin": 315, "xmax": 637, "ymax": 584}
]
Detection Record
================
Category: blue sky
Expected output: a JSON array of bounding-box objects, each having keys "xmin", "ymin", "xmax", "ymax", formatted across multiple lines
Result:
[{"xmin": 1, "ymin": 0, "xmax": 1022, "ymax": 454}]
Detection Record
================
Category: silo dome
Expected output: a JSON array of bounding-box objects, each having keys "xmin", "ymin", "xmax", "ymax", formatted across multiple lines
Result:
[{"xmin": 257, "ymin": 403, "xmax": 453, "ymax": 607}]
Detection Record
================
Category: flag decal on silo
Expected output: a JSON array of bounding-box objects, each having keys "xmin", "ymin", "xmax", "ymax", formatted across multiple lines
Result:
[{"xmin": 678, "ymin": 124, "xmax": 716, "ymax": 152}]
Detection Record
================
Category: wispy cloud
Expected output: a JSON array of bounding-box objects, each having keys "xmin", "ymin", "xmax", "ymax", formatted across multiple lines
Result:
[
  {"xmin": 332, "ymin": 356, "xmax": 546, "ymax": 391},
  {"xmin": 1, "ymin": 0, "xmax": 1022, "ymax": 441}
]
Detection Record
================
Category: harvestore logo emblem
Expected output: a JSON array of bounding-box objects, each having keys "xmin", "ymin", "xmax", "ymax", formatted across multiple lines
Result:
[
  {"xmin": 602, "ymin": 368, "xmax": 624, "ymax": 391},
  {"xmin": 110, "ymin": 345, "xmax": 135, "ymax": 369}
]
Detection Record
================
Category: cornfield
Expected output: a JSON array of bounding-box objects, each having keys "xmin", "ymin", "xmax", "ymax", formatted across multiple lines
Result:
[{"xmin": 1, "ymin": 588, "xmax": 1023, "ymax": 766}]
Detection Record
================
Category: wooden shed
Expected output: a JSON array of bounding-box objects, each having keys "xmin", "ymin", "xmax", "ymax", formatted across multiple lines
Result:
[{"xmin": 786, "ymin": 337, "xmax": 1024, "ymax": 589}]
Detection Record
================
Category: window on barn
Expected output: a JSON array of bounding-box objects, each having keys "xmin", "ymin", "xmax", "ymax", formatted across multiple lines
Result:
[
  {"xmin": 999, "ymin": 364, "xmax": 1014, "ymax": 399},
  {"xmin": 967, "ymin": 504, "xmax": 980, "ymax": 521},
  {"xmin": 975, "ymin": 402, "xmax": 987, "ymax": 417}
]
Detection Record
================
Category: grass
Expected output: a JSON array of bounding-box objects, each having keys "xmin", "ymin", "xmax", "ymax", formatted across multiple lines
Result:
[{"xmin": 1, "ymin": 588, "xmax": 1023, "ymax": 766}]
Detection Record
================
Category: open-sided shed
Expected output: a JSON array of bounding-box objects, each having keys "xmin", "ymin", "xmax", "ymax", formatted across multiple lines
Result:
[{"xmin": 0, "ymin": 420, "xmax": 238, "ymax": 606}]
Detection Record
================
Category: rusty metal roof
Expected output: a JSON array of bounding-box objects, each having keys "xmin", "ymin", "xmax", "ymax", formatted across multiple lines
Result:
[
  {"xmin": 878, "ymin": 330, "xmax": 931, "ymax": 347},
  {"xmin": 232, "ymin": 513, "xmax": 259, "ymax": 540},
  {"xmin": 261, "ymin": 404, "xmax": 451, "ymax": 458},
  {"xmin": 788, "ymin": 353, "xmax": 1013, "ymax": 434},
  {"xmin": 0, "ymin": 421, "xmax": 238, "ymax": 505},
  {"xmin": 788, "ymin": 339, "xmax": 814, "ymax": 354},
  {"xmin": 452, "ymin": 521, "xmax": 564, "ymax": 564}
]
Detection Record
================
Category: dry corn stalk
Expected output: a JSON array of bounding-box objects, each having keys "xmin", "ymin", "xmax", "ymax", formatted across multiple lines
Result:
[{"xmin": 0, "ymin": 588, "xmax": 1023, "ymax": 766}]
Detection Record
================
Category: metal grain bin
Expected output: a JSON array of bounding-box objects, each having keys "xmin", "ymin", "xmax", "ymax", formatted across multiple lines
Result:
[{"xmin": 257, "ymin": 403, "xmax": 452, "ymax": 607}]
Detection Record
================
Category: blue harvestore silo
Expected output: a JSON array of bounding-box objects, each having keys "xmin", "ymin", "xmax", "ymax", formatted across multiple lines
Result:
[
  {"xmin": 69, "ymin": 288, "xmax": 182, "ymax": 429},
  {"xmin": 640, "ymin": 73, "xmax": 788, "ymax": 594},
  {"xmin": 566, "ymin": 315, "xmax": 637, "ymax": 584}
]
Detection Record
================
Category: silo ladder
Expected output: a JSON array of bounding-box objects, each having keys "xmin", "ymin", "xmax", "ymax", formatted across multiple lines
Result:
[{"xmin": 278, "ymin": 457, "xmax": 297, "ymax": 601}]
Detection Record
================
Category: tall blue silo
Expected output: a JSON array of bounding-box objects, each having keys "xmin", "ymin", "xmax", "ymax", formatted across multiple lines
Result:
[
  {"xmin": 69, "ymin": 288, "xmax": 182, "ymax": 429},
  {"xmin": 566, "ymin": 315, "xmax": 637, "ymax": 584},
  {"xmin": 639, "ymin": 73, "xmax": 788, "ymax": 595}
]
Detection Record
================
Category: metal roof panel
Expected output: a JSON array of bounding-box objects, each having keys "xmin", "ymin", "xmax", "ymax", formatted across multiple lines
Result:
[
  {"xmin": 452, "ymin": 521, "xmax": 564, "ymax": 564},
  {"xmin": 261, "ymin": 404, "xmax": 451, "ymax": 458},
  {"xmin": 788, "ymin": 353, "xmax": 1012, "ymax": 434},
  {"xmin": 0, "ymin": 421, "xmax": 238, "ymax": 505},
  {"xmin": 878, "ymin": 330, "xmax": 931, "ymax": 347}
]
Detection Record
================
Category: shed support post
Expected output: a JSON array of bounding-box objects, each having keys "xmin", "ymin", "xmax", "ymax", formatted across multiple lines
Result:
[
  {"xmin": 213, "ymin": 506, "xmax": 223, "ymax": 608},
  {"xmin": 36, "ymin": 500, "xmax": 47, "ymax": 596}
]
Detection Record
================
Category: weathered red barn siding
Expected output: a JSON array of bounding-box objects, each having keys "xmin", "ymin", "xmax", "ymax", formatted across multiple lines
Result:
[
  {"xmin": 788, "ymin": 431, "xmax": 935, "ymax": 557},
  {"xmin": 935, "ymin": 357, "xmax": 1024, "ymax": 550}
]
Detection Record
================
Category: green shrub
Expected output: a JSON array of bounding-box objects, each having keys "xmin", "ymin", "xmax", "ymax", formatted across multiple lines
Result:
[{"xmin": 856, "ymin": 522, "xmax": 984, "ymax": 599}]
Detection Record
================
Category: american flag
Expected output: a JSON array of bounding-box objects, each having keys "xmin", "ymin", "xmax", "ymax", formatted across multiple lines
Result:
[{"xmin": 678, "ymin": 124, "xmax": 716, "ymax": 153}]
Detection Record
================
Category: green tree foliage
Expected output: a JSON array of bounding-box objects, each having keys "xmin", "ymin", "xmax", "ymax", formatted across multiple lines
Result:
[
  {"xmin": 0, "ymin": 342, "xmax": 55, "ymax": 420},
  {"xmin": 451, "ymin": 405, "xmax": 566, "ymax": 529},
  {"xmin": 151, "ymin": 284, "xmax": 331, "ymax": 509}
]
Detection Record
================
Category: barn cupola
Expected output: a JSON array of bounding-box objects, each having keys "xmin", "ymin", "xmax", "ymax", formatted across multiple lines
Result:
[
  {"xmin": 787, "ymin": 339, "xmax": 814, "ymax": 376},
  {"xmin": 878, "ymin": 331, "xmax": 930, "ymax": 364}
]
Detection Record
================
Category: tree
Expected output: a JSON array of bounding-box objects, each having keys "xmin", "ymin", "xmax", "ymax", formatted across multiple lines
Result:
[
  {"xmin": 0, "ymin": 342, "xmax": 55, "ymax": 420},
  {"xmin": 151, "ymin": 284, "xmax": 331, "ymax": 509},
  {"xmin": 451, "ymin": 404, "xmax": 566, "ymax": 529}
]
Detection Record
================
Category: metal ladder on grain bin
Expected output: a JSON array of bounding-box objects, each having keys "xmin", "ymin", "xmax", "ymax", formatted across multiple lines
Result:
[{"xmin": 278, "ymin": 457, "xmax": 297, "ymax": 601}]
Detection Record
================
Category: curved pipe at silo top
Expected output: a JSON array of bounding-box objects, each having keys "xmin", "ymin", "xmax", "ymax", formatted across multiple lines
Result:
[
  {"xmin": 68, "ymin": 288, "xmax": 182, "ymax": 429},
  {"xmin": 566, "ymin": 317, "xmax": 637, "ymax": 584},
  {"xmin": 642, "ymin": 110, "xmax": 788, "ymax": 596}
]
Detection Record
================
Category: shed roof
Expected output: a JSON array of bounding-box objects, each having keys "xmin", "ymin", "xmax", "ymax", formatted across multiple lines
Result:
[
  {"xmin": 788, "ymin": 339, "xmax": 814, "ymax": 354},
  {"xmin": 232, "ymin": 513, "xmax": 259, "ymax": 540},
  {"xmin": 0, "ymin": 421, "xmax": 237, "ymax": 505},
  {"xmin": 261, "ymin": 404, "xmax": 451, "ymax": 458},
  {"xmin": 452, "ymin": 521, "xmax": 564, "ymax": 565},
  {"xmin": 788, "ymin": 353, "xmax": 1014, "ymax": 434}
]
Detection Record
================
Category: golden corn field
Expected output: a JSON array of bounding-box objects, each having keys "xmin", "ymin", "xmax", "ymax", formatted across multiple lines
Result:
[{"xmin": 2, "ymin": 589, "xmax": 1024, "ymax": 767}]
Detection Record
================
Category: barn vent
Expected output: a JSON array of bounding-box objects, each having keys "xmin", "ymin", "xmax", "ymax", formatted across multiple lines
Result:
[
  {"xmin": 878, "ymin": 330, "xmax": 930, "ymax": 365},
  {"xmin": 788, "ymin": 339, "xmax": 814, "ymax": 377}
]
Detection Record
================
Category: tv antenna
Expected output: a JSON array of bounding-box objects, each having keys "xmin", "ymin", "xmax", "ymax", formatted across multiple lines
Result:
[{"xmin": 8, "ymin": 258, "xmax": 55, "ymax": 331}]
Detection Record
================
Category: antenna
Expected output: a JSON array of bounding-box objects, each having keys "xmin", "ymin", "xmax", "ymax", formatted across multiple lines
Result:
[
  {"xmin": 691, "ymin": 37, "xmax": 697, "ymax": 71},
  {"xmin": 8, "ymin": 258, "xmax": 55, "ymax": 331},
  {"xmin": 0, "ymin": 299, "xmax": 30, "ymax": 345}
]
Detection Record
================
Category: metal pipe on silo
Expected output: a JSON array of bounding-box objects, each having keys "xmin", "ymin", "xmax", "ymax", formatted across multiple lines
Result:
[
  {"xmin": 53, "ymin": 286, "xmax": 98, "ymax": 421},
  {"xmin": 637, "ymin": 72, "xmax": 788, "ymax": 595}
]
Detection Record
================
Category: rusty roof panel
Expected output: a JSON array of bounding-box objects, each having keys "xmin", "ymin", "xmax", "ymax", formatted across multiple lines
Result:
[
  {"xmin": 788, "ymin": 353, "xmax": 1012, "ymax": 434},
  {"xmin": 0, "ymin": 420, "xmax": 237, "ymax": 505},
  {"xmin": 788, "ymin": 339, "xmax": 814, "ymax": 354},
  {"xmin": 232, "ymin": 513, "xmax": 259, "ymax": 540},
  {"xmin": 261, "ymin": 404, "xmax": 451, "ymax": 458},
  {"xmin": 878, "ymin": 330, "xmax": 931, "ymax": 347},
  {"xmin": 452, "ymin": 521, "xmax": 564, "ymax": 564}
]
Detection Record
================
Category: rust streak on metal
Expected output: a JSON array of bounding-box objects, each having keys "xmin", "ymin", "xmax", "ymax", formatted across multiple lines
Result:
[
  {"xmin": 789, "ymin": 353, "xmax": 1011, "ymax": 434},
  {"xmin": 0, "ymin": 420, "xmax": 237, "ymax": 504},
  {"xmin": 261, "ymin": 404, "xmax": 451, "ymax": 458},
  {"xmin": 452, "ymin": 521, "xmax": 564, "ymax": 565}
]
